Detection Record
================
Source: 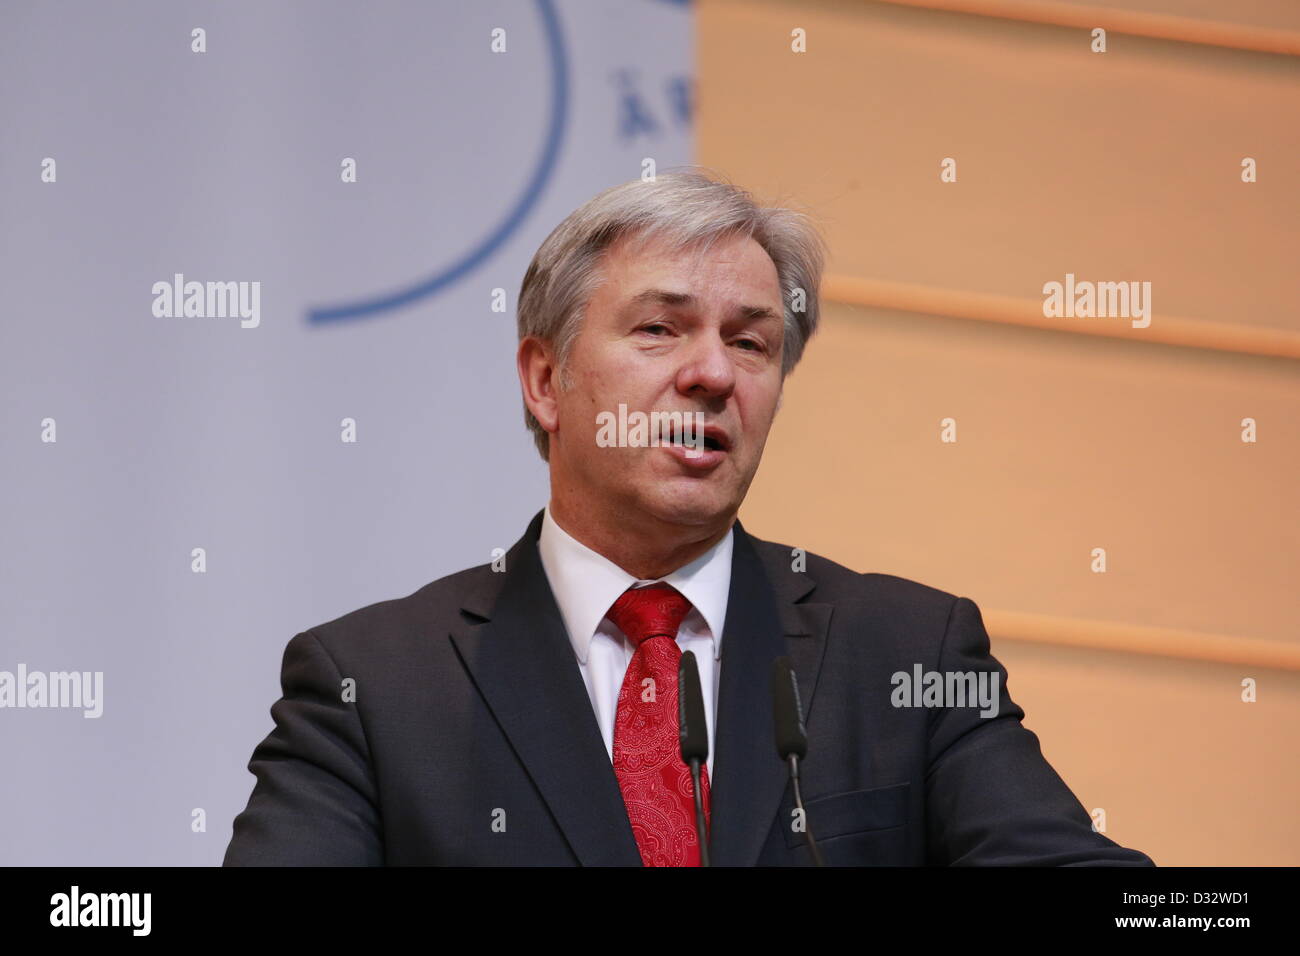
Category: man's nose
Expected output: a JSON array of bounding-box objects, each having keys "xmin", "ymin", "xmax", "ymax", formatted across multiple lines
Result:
[{"xmin": 675, "ymin": 332, "xmax": 735, "ymax": 398}]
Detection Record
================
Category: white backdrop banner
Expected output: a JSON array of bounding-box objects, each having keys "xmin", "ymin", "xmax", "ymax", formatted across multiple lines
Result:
[{"xmin": 0, "ymin": 0, "xmax": 693, "ymax": 865}]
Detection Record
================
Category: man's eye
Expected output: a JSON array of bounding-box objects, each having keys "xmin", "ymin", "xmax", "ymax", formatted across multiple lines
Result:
[
  {"xmin": 734, "ymin": 338, "xmax": 763, "ymax": 351},
  {"xmin": 640, "ymin": 323, "xmax": 670, "ymax": 335}
]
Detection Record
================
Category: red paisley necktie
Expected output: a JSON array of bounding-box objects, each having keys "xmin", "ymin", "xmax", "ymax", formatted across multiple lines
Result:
[{"xmin": 606, "ymin": 582, "xmax": 711, "ymax": 867}]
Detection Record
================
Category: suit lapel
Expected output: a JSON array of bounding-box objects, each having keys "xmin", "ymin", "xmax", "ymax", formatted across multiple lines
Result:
[
  {"xmin": 448, "ymin": 509, "xmax": 642, "ymax": 865},
  {"xmin": 447, "ymin": 508, "xmax": 834, "ymax": 867},
  {"xmin": 709, "ymin": 519, "xmax": 833, "ymax": 866}
]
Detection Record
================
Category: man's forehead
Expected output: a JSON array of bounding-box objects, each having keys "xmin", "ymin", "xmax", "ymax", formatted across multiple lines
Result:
[
  {"xmin": 607, "ymin": 233, "xmax": 783, "ymax": 308},
  {"xmin": 621, "ymin": 287, "xmax": 780, "ymax": 321}
]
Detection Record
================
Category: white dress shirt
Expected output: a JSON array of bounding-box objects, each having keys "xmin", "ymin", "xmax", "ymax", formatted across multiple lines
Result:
[{"xmin": 537, "ymin": 504, "xmax": 734, "ymax": 778}]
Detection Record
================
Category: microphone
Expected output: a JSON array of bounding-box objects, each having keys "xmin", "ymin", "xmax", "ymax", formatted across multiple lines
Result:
[
  {"xmin": 678, "ymin": 650, "xmax": 711, "ymax": 866},
  {"xmin": 771, "ymin": 656, "xmax": 825, "ymax": 866}
]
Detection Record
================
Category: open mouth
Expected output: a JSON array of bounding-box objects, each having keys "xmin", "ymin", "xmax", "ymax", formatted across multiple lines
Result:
[{"xmin": 667, "ymin": 432, "xmax": 726, "ymax": 452}]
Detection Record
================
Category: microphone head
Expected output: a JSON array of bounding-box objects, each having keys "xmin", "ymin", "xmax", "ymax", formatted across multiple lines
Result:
[
  {"xmin": 771, "ymin": 656, "xmax": 808, "ymax": 760},
  {"xmin": 678, "ymin": 650, "xmax": 709, "ymax": 763}
]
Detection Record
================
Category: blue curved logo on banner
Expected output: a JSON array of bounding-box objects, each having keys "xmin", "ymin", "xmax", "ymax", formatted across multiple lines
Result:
[{"xmin": 308, "ymin": 0, "xmax": 569, "ymax": 325}]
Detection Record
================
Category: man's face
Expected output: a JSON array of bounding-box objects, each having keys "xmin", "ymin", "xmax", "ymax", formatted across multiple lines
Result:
[{"xmin": 549, "ymin": 230, "xmax": 787, "ymax": 529}]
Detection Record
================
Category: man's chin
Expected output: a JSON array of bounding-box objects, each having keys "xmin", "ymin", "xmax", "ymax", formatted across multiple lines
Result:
[{"xmin": 635, "ymin": 483, "xmax": 737, "ymax": 530}]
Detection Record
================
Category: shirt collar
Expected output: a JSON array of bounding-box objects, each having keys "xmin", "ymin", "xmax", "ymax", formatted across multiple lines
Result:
[{"xmin": 537, "ymin": 504, "xmax": 733, "ymax": 664}]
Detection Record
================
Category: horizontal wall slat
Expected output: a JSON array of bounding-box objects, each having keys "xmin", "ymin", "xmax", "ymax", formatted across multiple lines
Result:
[
  {"xmin": 988, "ymin": 608, "xmax": 1300, "ymax": 670},
  {"xmin": 824, "ymin": 274, "xmax": 1300, "ymax": 359},
  {"xmin": 876, "ymin": 0, "xmax": 1300, "ymax": 55}
]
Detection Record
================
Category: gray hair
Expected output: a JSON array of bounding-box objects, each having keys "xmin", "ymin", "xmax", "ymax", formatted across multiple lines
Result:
[{"xmin": 516, "ymin": 168, "xmax": 827, "ymax": 462}]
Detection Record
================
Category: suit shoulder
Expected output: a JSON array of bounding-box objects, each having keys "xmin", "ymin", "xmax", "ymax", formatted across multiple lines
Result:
[
  {"xmin": 301, "ymin": 561, "xmax": 495, "ymax": 657},
  {"xmin": 750, "ymin": 534, "xmax": 959, "ymax": 610}
]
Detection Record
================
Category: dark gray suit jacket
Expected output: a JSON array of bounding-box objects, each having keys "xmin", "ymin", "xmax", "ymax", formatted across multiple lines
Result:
[{"xmin": 223, "ymin": 508, "xmax": 1154, "ymax": 866}]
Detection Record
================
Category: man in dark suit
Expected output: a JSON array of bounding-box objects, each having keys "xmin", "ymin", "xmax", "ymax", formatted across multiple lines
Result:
[{"xmin": 224, "ymin": 170, "xmax": 1153, "ymax": 866}]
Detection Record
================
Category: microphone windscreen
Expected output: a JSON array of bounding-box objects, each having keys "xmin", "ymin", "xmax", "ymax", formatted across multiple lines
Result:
[
  {"xmin": 678, "ymin": 650, "xmax": 710, "ymax": 763},
  {"xmin": 771, "ymin": 656, "xmax": 808, "ymax": 760}
]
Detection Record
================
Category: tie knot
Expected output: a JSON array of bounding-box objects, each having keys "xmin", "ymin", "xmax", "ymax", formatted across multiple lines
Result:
[{"xmin": 605, "ymin": 582, "xmax": 692, "ymax": 648}]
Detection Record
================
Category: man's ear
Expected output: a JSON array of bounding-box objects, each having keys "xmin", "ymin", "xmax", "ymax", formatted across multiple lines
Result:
[{"xmin": 517, "ymin": 336, "xmax": 560, "ymax": 436}]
